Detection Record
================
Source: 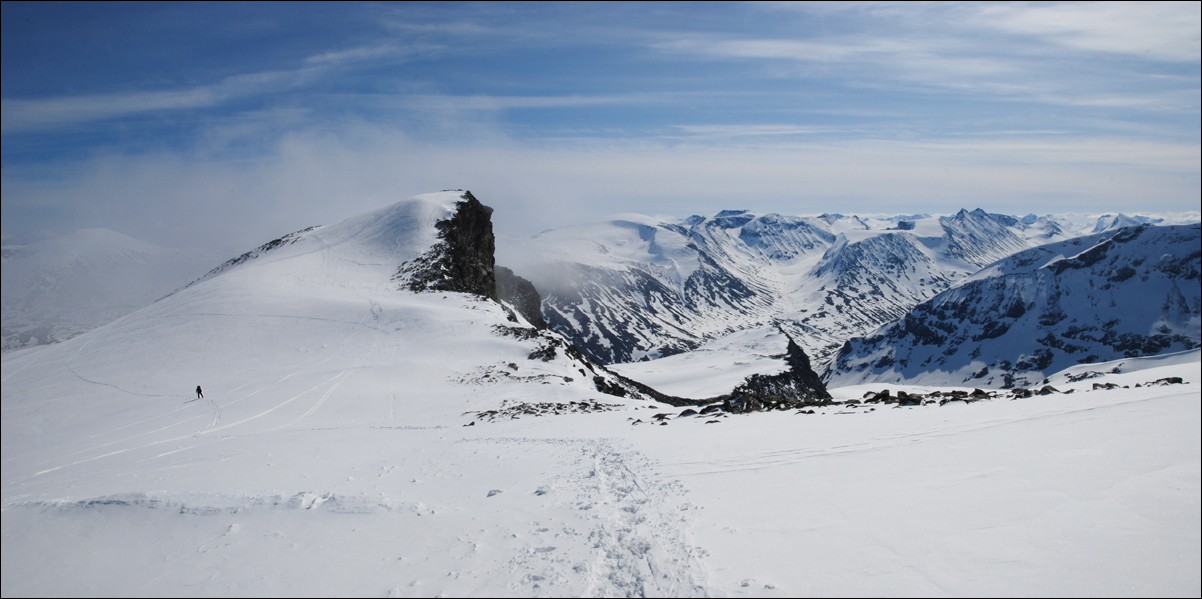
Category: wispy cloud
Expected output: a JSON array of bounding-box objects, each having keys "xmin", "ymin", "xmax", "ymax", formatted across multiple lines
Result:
[
  {"xmin": 5, "ymin": 121, "xmax": 1197, "ymax": 250},
  {"xmin": 3, "ymin": 70, "xmax": 300, "ymax": 134},
  {"xmin": 1, "ymin": 44, "xmax": 422, "ymax": 134},
  {"xmin": 974, "ymin": 1, "xmax": 1201, "ymax": 62},
  {"xmin": 671, "ymin": 124, "xmax": 844, "ymax": 138},
  {"xmin": 383, "ymin": 93, "xmax": 671, "ymax": 112},
  {"xmin": 654, "ymin": 33, "xmax": 1039, "ymax": 94},
  {"xmin": 2, "ymin": 2, "xmax": 1197, "ymax": 249},
  {"xmin": 653, "ymin": 2, "xmax": 1199, "ymax": 111},
  {"xmin": 303, "ymin": 44, "xmax": 422, "ymax": 66}
]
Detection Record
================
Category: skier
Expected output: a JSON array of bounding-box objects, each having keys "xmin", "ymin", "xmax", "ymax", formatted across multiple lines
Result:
[{"xmin": 196, "ymin": 385, "xmax": 203, "ymax": 399}]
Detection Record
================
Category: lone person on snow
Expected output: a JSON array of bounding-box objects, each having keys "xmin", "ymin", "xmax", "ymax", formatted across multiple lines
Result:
[{"xmin": 196, "ymin": 385, "xmax": 203, "ymax": 399}]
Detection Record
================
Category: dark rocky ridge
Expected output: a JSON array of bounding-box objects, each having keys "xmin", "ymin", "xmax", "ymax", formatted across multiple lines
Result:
[
  {"xmin": 723, "ymin": 330, "xmax": 832, "ymax": 413},
  {"xmin": 492, "ymin": 323, "xmax": 703, "ymax": 406},
  {"xmin": 496, "ymin": 266, "xmax": 547, "ymax": 328},
  {"xmin": 398, "ymin": 191, "xmax": 498, "ymax": 299},
  {"xmin": 397, "ymin": 192, "xmax": 546, "ymax": 329}
]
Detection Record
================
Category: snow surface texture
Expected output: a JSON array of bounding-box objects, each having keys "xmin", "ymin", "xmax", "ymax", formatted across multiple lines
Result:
[
  {"xmin": 500, "ymin": 208, "xmax": 1113, "ymax": 370},
  {"xmin": 4, "ymin": 195, "xmax": 1200, "ymax": 596},
  {"xmin": 828, "ymin": 224, "xmax": 1201, "ymax": 388},
  {"xmin": 1, "ymin": 229, "xmax": 218, "ymax": 352}
]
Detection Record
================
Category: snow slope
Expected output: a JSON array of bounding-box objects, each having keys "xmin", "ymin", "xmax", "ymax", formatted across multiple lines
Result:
[
  {"xmin": 828, "ymin": 224, "xmax": 1201, "ymax": 388},
  {"xmin": 2, "ymin": 192, "xmax": 693, "ymax": 596},
  {"xmin": 1, "ymin": 229, "xmax": 218, "ymax": 351},
  {"xmin": 3, "ymin": 195, "xmax": 1199, "ymax": 597},
  {"xmin": 640, "ymin": 356, "xmax": 1200, "ymax": 597}
]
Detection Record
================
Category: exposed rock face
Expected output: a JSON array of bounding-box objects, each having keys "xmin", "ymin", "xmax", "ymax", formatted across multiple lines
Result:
[
  {"xmin": 496, "ymin": 266, "xmax": 547, "ymax": 328},
  {"xmin": 399, "ymin": 191, "xmax": 497, "ymax": 300},
  {"xmin": 398, "ymin": 192, "xmax": 709, "ymax": 406},
  {"xmin": 724, "ymin": 331, "xmax": 832, "ymax": 413}
]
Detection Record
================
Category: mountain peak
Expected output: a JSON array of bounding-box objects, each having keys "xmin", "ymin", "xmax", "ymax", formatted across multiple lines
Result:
[
  {"xmin": 394, "ymin": 191, "xmax": 497, "ymax": 300},
  {"xmin": 714, "ymin": 209, "xmax": 749, "ymax": 218}
]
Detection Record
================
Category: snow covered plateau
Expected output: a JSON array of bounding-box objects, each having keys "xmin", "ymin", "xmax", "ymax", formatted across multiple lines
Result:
[{"xmin": 2, "ymin": 192, "xmax": 1199, "ymax": 597}]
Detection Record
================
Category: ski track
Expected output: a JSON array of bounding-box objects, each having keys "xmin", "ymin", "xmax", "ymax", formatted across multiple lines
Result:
[
  {"xmin": 148, "ymin": 311, "xmax": 382, "ymax": 331},
  {"xmin": 196, "ymin": 392, "xmax": 222, "ymax": 435},
  {"xmin": 0, "ymin": 340, "xmax": 64, "ymax": 383},
  {"xmin": 9, "ymin": 436, "xmax": 712, "ymax": 597},
  {"xmin": 206, "ymin": 370, "xmax": 352, "ymax": 435},
  {"xmin": 288, "ymin": 370, "xmax": 350, "ymax": 425},
  {"xmin": 492, "ymin": 437, "xmax": 708, "ymax": 598}
]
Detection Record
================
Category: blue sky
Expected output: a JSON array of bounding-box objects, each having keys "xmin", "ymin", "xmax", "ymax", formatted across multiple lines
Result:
[{"xmin": 2, "ymin": 1, "xmax": 1199, "ymax": 251}]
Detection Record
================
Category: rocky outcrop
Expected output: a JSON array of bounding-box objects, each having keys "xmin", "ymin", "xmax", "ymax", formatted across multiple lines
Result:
[
  {"xmin": 496, "ymin": 266, "xmax": 546, "ymax": 328},
  {"xmin": 724, "ymin": 331, "xmax": 832, "ymax": 413},
  {"xmin": 493, "ymin": 323, "xmax": 704, "ymax": 406},
  {"xmin": 398, "ymin": 191, "xmax": 497, "ymax": 300}
]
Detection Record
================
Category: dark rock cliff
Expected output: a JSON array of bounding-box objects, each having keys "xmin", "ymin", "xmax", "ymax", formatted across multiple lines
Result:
[
  {"xmin": 398, "ymin": 191, "xmax": 497, "ymax": 300},
  {"xmin": 724, "ymin": 330, "xmax": 832, "ymax": 413},
  {"xmin": 496, "ymin": 266, "xmax": 547, "ymax": 328}
]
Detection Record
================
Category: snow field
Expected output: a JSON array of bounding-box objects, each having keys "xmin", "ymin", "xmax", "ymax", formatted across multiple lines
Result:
[{"xmin": 626, "ymin": 363, "xmax": 1201, "ymax": 597}]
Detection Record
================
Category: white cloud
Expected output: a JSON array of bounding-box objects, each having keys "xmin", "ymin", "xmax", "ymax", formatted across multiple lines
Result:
[
  {"xmin": 1, "ymin": 43, "xmax": 420, "ymax": 135},
  {"xmin": 671, "ymin": 124, "xmax": 842, "ymax": 138},
  {"xmin": 652, "ymin": 3, "xmax": 1199, "ymax": 110},
  {"xmin": 303, "ymin": 44, "xmax": 421, "ymax": 66},
  {"xmin": 4, "ymin": 122, "xmax": 1197, "ymax": 253},
  {"xmin": 381, "ymin": 93, "xmax": 670, "ymax": 112},
  {"xmin": 975, "ymin": 1, "xmax": 1202, "ymax": 62}
]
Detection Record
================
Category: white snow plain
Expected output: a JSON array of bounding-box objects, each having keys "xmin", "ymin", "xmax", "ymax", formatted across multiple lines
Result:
[{"xmin": 3, "ymin": 195, "xmax": 1199, "ymax": 597}]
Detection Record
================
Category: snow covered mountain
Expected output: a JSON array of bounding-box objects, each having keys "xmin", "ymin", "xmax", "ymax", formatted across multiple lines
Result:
[
  {"xmin": 1, "ymin": 229, "xmax": 218, "ymax": 351},
  {"xmin": 0, "ymin": 191, "xmax": 699, "ymax": 594},
  {"xmin": 827, "ymin": 224, "xmax": 1201, "ymax": 388},
  {"xmin": 500, "ymin": 208, "xmax": 1078, "ymax": 368},
  {"xmin": 4, "ymin": 194, "xmax": 1199, "ymax": 596}
]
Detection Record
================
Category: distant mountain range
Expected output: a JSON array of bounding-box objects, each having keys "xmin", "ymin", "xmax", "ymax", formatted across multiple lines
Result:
[
  {"xmin": 500, "ymin": 208, "xmax": 1120, "ymax": 368},
  {"xmin": 1, "ymin": 229, "xmax": 218, "ymax": 351},
  {"xmin": 827, "ymin": 223, "xmax": 1200, "ymax": 388},
  {"xmin": 5, "ymin": 204, "xmax": 1199, "ymax": 398}
]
